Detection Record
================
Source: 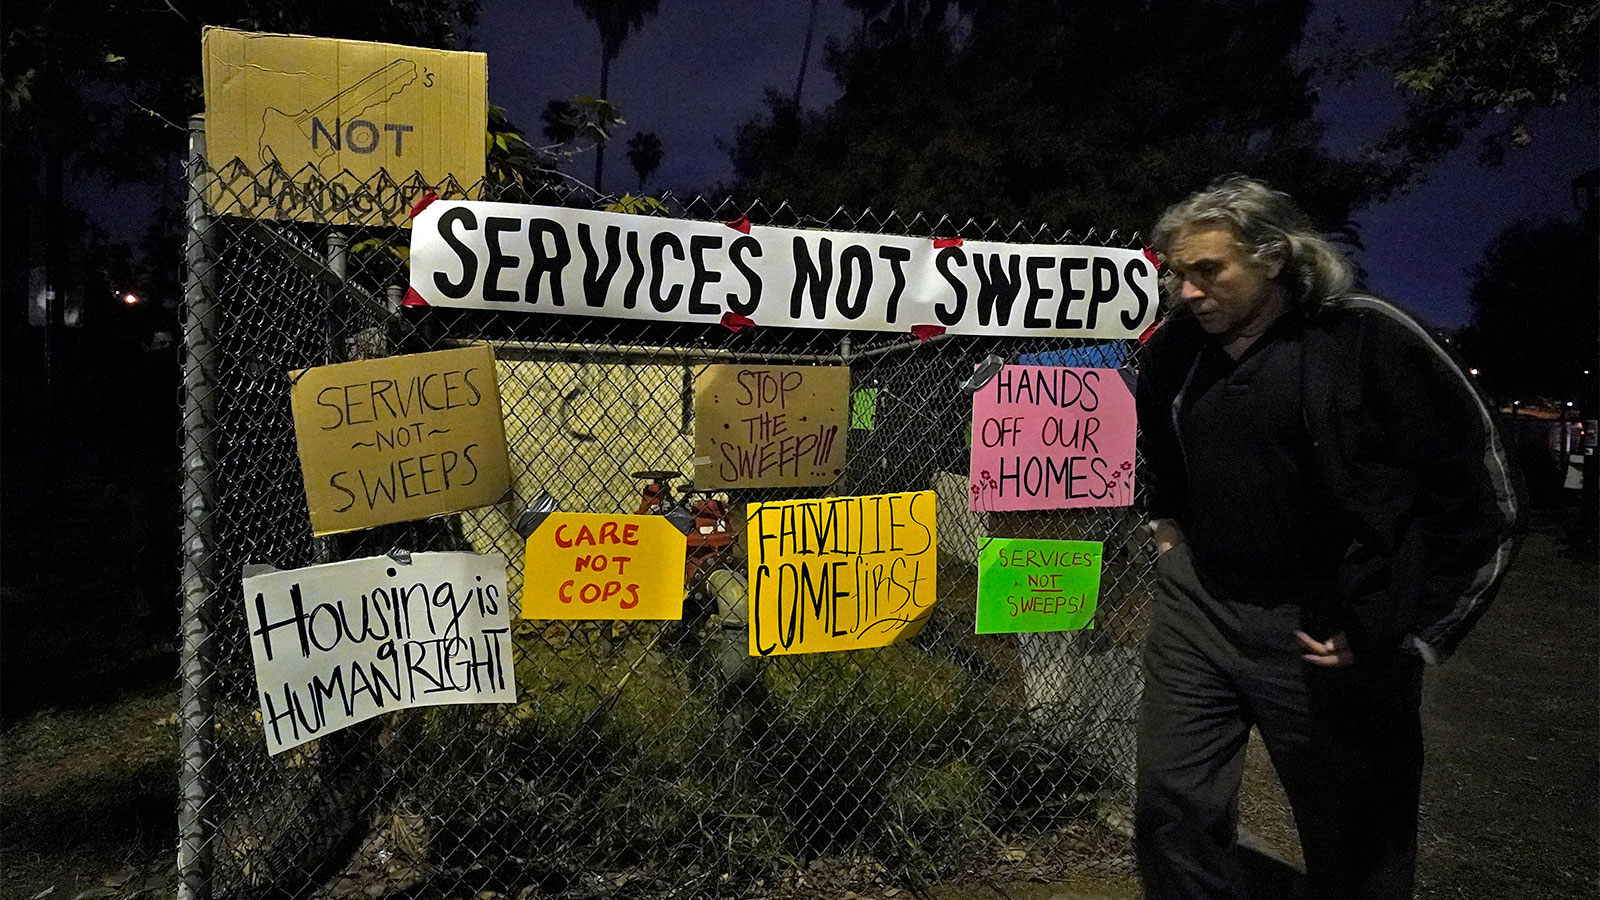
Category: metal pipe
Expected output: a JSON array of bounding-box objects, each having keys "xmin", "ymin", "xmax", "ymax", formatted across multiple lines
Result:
[
  {"xmin": 311, "ymin": 231, "xmax": 350, "ymax": 565},
  {"xmin": 177, "ymin": 114, "xmax": 220, "ymax": 900},
  {"xmin": 463, "ymin": 339, "xmax": 843, "ymax": 366},
  {"xmin": 841, "ymin": 332, "xmax": 951, "ymax": 361}
]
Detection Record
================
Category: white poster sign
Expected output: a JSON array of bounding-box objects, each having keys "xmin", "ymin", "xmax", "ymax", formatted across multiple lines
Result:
[
  {"xmin": 243, "ymin": 551, "xmax": 514, "ymax": 755},
  {"xmin": 407, "ymin": 201, "xmax": 1157, "ymax": 339}
]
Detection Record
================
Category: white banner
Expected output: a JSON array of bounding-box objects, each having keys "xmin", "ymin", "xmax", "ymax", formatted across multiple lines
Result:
[
  {"xmin": 407, "ymin": 201, "xmax": 1158, "ymax": 339},
  {"xmin": 243, "ymin": 551, "xmax": 514, "ymax": 755}
]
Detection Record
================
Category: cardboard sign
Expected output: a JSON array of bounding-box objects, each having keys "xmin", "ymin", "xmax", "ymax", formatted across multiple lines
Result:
[
  {"xmin": 522, "ymin": 513, "xmax": 688, "ymax": 620},
  {"xmin": 202, "ymin": 27, "xmax": 486, "ymax": 224},
  {"xmin": 290, "ymin": 345, "xmax": 512, "ymax": 536},
  {"xmin": 747, "ymin": 491, "xmax": 937, "ymax": 656},
  {"xmin": 976, "ymin": 539, "xmax": 1101, "ymax": 634},
  {"xmin": 693, "ymin": 365, "xmax": 849, "ymax": 489},
  {"xmin": 407, "ymin": 201, "xmax": 1159, "ymax": 338},
  {"xmin": 969, "ymin": 366, "xmax": 1136, "ymax": 510},
  {"xmin": 243, "ymin": 552, "xmax": 514, "ymax": 755}
]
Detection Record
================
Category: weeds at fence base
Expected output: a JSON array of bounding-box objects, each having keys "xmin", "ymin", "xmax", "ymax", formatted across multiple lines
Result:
[{"xmin": 194, "ymin": 617, "xmax": 1132, "ymax": 897}]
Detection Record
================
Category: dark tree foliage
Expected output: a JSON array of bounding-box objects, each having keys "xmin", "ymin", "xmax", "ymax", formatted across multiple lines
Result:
[
  {"xmin": 3, "ymin": 0, "xmax": 481, "ymax": 184},
  {"xmin": 732, "ymin": 0, "xmax": 1376, "ymax": 235},
  {"xmin": 572, "ymin": 0, "xmax": 661, "ymax": 191},
  {"xmin": 1459, "ymin": 217, "xmax": 1599, "ymax": 402},
  {"xmin": 626, "ymin": 131, "xmax": 665, "ymax": 191},
  {"xmin": 0, "ymin": 0, "xmax": 482, "ymax": 434},
  {"xmin": 1369, "ymin": 0, "xmax": 1599, "ymax": 181}
]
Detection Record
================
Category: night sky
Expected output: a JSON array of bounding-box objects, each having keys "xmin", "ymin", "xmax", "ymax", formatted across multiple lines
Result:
[
  {"xmin": 61, "ymin": 1, "xmax": 1599, "ymax": 330},
  {"xmin": 471, "ymin": 0, "xmax": 1598, "ymax": 331}
]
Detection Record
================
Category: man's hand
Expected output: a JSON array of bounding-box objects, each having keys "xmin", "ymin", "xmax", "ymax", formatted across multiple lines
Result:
[
  {"xmin": 1149, "ymin": 519, "xmax": 1185, "ymax": 555},
  {"xmin": 1296, "ymin": 630, "xmax": 1354, "ymax": 667}
]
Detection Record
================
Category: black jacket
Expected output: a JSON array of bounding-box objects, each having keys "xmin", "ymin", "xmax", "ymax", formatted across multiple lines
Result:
[{"xmin": 1137, "ymin": 295, "xmax": 1521, "ymax": 662}]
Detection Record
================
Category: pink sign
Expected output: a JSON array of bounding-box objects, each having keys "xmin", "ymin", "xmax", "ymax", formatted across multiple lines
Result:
[{"xmin": 969, "ymin": 366, "xmax": 1136, "ymax": 510}]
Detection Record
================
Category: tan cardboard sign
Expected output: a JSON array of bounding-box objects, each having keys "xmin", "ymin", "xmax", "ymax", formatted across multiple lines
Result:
[
  {"xmin": 202, "ymin": 27, "xmax": 486, "ymax": 225},
  {"xmin": 693, "ymin": 365, "xmax": 850, "ymax": 489},
  {"xmin": 290, "ymin": 345, "xmax": 511, "ymax": 535}
]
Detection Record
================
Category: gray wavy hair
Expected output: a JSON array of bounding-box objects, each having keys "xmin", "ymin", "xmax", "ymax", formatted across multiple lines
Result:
[{"xmin": 1153, "ymin": 175, "xmax": 1355, "ymax": 315}]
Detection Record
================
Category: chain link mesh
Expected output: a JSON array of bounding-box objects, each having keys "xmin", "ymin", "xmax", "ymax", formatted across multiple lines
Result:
[{"xmin": 178, "ymin": 157, "xmax": 1157, "ymax": 898}]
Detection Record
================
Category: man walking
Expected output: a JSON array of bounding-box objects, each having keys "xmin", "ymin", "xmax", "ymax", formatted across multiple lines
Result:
[{"xmin": 1134, "ymin": 176, "xmax": 1519, "ymax": 899}]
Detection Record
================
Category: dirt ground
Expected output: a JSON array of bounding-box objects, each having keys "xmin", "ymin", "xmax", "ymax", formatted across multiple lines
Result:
[
  {"xmin": 893, "ymin": 520, "xmax": 1600, "ymax": 900},
  {"xmin": 1234, "ymin": 521, "xmax": 1600, "ymax": 900}
]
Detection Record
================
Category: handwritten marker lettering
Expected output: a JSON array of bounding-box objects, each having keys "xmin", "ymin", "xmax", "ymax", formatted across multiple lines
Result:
[
  {"xmin": 694, "ymin": 365, "xmax": 850, "ymax": 490},
  {"xmin": 746, "ymin": 491, "xmax": 938, "ymax": 656},
  {"xmin": 243, "ymin": 552, "xmax": 514, "ymax": 755},
  {"xmin": 522, "ymin": 513, "xmax": 686, "ymax": 621},
  {"xmin": 969, "ymin": 365, "xmax": 1136, "ymax": 511}
]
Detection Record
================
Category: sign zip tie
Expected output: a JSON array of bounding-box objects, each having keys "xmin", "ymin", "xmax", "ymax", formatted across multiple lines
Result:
[
  {"xmin": 409, "ymin": 191, "xmax": 439, "ymax": 219},
  {"xmin": 387, "ymin": 547, "xmax": 413, "ymax": 566},
  {"xmin": 960, "ymin": 354, "xmax": 1008, "ymax": 393},
  {"xmin": 720, "ymin": 311, "xmax": 755, "ymax": 333}
]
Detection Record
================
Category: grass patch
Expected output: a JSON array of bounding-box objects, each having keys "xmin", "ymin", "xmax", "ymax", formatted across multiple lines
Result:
[{"xmin": 1, "ymin": 686, "xmax": 178, "ymax": 898}]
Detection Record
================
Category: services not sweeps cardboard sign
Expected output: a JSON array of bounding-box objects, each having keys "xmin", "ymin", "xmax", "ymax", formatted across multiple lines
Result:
[
  {"xmin": 201, "ymin": 27, "xmax": 486, "ymax": 225},
  {"xmin": 289, "ymin": 345, "xmax": 511, "ymax": 535}
]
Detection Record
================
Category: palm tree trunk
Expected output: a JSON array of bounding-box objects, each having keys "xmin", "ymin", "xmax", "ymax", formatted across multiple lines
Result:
[
  {"xmin": 594, "ymin": 55, "xmax": 610, "ymax": 192},
  {"xmin": 793, "ymin": 0, "xmax": 821, "ymax": 107}
]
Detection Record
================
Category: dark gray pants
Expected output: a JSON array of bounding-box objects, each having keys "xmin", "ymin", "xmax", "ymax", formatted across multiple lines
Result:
[{"xmin": 1136, "ymin": 545, "xmax": 1424, "ymax": 900}]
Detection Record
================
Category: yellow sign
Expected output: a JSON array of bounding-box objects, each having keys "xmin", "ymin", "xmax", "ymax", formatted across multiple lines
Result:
[
  {"xmin": 693, "ymin": 364, "xmax": 850, "ymax": 489},
  {"xmin": 290, "ymin": 345, "xmax": 511, "ymax": 535},
  {"xmin": 201, "ymin": 27, "xmax": 486, "ymax": 224},
  {"xmin": 746, "ymin": 491, "xmax": 938, "ymax": 656},
  {"xmin": 522, "ymin": 513, "xmax": 688, "ymax": 620}
]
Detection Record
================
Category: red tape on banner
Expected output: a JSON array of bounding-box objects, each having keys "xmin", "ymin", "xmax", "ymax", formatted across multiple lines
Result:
[
  {"xmin": 1138, "ymin": 320, "xmax": 1160, "ymax": 344},
  {"xmin": 1142, "ymin": 245, "xmax": 1161, "ymax": 268},
  {"xmin": 933, "ymin": 236, "xmax": 963, "ymax": 248},
  {"xmin": 910, "ymin": 324, "xmax": 946, "ymax": 341},
  {"xmin": 409, "ymin": 191, "xmax": 439, "ymax": 219},
  {"xmin": 720, "ymin": 311, "xmax": 755, "ymax": 333},
  {"xmin": 725, "ymin": 215, "xmax": 752, "ymax": 234},
  {"xmin": 401, "ymin": 287, "xmax": 430, "ymax": 308}
]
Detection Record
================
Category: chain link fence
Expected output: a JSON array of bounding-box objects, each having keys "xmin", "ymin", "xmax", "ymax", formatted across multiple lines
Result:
[{"xmin": 177, "ymin": 133, "xmax": 1158, "ymax": 898}]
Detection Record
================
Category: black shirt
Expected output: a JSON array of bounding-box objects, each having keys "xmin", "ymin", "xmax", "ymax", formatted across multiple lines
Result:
[{"xmin": 1176, "ymin": 314, "xmax": 1347, "ymax": 601}]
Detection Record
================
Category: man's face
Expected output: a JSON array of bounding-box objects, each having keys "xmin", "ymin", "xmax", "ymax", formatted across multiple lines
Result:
[{"xmin": 1166, "ymin": 225, "xmax": 1284, "ymax": 341}]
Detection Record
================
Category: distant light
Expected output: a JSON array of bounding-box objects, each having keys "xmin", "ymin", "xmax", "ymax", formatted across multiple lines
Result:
[
  {"xmin": 1468, "ymin": 368, "xmax": 1480, "ymax": 376},
  {"xmin": 1512, "ymin": 400, "xmax": 1520, "ymax": 406},
  {"xmin": 1567, "ymin": 402, "xmax": 1575, "ymax": 407},
  {"xmin": 123, "ymin": 293, "xmax": 139, "ymax": 305}
]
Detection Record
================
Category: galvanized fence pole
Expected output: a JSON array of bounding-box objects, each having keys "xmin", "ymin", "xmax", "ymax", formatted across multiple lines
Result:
[{"xmin": 177, "ymin": 114, "xmax": 220, "ymax": 900}]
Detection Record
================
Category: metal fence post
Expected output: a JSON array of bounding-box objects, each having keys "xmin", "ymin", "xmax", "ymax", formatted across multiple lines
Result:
[
  {"xmin": 311, "ymin": 231, "xmax": 349, "ymax": 566},
  {"xmin": 177, "ymin": 114, "xmax": 220, "ymax": 900}
]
